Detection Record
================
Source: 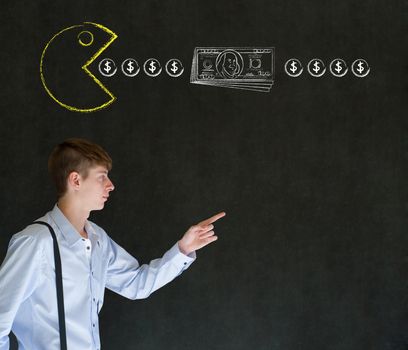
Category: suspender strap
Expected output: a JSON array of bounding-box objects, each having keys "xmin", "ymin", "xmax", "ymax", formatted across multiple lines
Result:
[{"xmin": 32, "ymin": 221, "xmax": 68, "ymax": 350}]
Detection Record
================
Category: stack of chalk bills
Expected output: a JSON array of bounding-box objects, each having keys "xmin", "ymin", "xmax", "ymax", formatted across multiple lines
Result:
[{"xmin": 190, "ymin": 47, "xmax": 274, "ymax": 92}]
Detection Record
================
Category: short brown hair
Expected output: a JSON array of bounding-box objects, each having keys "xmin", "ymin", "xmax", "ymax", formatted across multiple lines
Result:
[{"xmin": 48, "ymin": 138, "xmax": 112, "ymax": 198}]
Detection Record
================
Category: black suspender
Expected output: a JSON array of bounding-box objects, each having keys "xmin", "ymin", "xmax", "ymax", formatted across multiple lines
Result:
[{"xmin": 32, "ymin": 221, "xmax": 68, "ymax": 350}]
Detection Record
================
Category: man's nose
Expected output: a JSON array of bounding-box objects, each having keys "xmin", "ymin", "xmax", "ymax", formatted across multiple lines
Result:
[{"xmin": 107, "ymin": 179, "xmax": 115, "ymax": 191}]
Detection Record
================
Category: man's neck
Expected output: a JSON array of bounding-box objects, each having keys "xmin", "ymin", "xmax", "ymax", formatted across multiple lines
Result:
[{"xmin": 57, "ymin": 198, "xmax": 90, "ymax": 239}]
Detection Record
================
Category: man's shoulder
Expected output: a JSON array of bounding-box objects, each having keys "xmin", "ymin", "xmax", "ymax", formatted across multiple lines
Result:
[{"xmin": 10, "ymin": 216, "xmax": 54, "ymax": 247}]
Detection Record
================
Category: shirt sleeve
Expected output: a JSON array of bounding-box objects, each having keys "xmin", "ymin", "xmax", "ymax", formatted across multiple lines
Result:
[
  {"xmin": 105, "ymin": 238, "xmax": 196, "ymax": 300},
  {"xmin": 0, "ymin": 234, "xmax": 43, "ymax": 350}
]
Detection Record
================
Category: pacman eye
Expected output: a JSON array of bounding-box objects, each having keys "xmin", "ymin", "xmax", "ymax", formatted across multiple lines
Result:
[{"xmin": 77, "ymin": 31, "xmax": 94, "ymax": 47}]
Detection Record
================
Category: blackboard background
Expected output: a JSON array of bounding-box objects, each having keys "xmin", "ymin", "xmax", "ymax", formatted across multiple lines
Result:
[{"xmin": 0, "ymin": 1, "xmax": 407, "ymax": 349}]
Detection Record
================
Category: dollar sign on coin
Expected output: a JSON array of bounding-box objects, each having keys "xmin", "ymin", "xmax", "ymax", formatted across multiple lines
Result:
[
  {"xmin": 357, "ymin": 62, "xmax": 364, "ymax": 73},
  {"xmin": 165, "ymin": 59, "xmax": 184, "ymax": 77},
  {"xmin": 284, "ymin": 58, "xmax": 303, "ymax": 77},
  {"xmin": 144, "ymin": 58, "xmax": 162, "ymax": 77},
  {"xmin": 335, "ymin": 61, "xmax": 342, "ymax": 73},
  {"xmin": 329, "ymin": 58, "xmax": 348, "ymax": 77},
  {"xmin": 104, "ymin": 61, "xmax": 111, "ymax": 73},
  {"xmin": 99, "ymin": 58, "xmax": 117, "ymax": 77},
  {"xmin": 127, "ymin": 62, "xmax": 134, "ymax": 73},
  {"xmin": 121, "ymin": 58, "xmax": 140, "ymax": 77},
  {"xmin": 351, "ymin": 59, "xmax": 370, "ymax": 77},
  {"xmin": 307, "ymin": 58, "xmax": 326, "ymax": 77}
]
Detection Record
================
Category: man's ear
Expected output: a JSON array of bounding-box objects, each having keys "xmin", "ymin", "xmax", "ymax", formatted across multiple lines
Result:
[{"xmin": 67, "ymin": 171, "xmax": 81, "ymax": 191}]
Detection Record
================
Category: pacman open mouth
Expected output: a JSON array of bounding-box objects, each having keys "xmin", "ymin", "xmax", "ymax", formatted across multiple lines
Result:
[{"xmin": 40, "ymin": 22, "xmax": 118, "ymax": 113}]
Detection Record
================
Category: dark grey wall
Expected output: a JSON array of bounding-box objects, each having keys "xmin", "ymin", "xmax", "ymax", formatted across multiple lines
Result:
[{"xmin": 0, "ymin": 1, "xmax": 407, "ymax": 349}]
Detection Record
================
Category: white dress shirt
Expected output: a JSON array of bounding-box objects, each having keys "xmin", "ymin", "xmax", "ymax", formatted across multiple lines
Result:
[{"xmin": 0, "ymin": 204, "xmax": 195, "ymax": 350}]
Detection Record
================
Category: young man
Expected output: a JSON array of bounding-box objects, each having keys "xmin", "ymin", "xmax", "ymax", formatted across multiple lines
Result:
[{"xmin": 0, "ymin": 138, "xmax": 225, "ymax": 350}]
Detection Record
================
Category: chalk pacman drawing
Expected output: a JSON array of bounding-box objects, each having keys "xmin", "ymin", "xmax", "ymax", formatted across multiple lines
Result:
[{"xmin": 40, "ymin": 22, "xmax": 118, "ymax": 112}]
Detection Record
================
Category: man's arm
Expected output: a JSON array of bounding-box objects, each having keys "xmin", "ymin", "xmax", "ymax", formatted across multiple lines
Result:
[
  {"xmin": 105, "ymin": 238, "xmax": 196, "ymax": 300},
  {"xmin": 105, "ymin": 212, "xmax": 225, "ymax": 300},
  {"xmin": 0, "ymin": 234, "xmax": 42, "ymax": 350}
]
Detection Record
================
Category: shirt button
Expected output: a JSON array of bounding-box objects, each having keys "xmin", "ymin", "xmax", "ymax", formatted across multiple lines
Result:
[
  {"xmin": 93, "ymin": 324, "xmax": 95, "ymax": 327},
  {"xmin": 87, "ymin": 246, "xmax": 90, "ymax": 250},
  {"xmin": 183, "ymin": 262, "xmax": 187, "ymax": 265},
  {"xmin": 82, "ymin": 238, "xmax": 85, "ymax": 241},
  {"xmin": 93, "ymin": 298, "xmax": 95, "ymax": 302}
]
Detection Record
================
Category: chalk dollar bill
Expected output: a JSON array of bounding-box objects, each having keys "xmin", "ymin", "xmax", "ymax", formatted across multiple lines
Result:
[{"xmin": 190, "ymin": 47, "xmax": 274, "ymax": 92}]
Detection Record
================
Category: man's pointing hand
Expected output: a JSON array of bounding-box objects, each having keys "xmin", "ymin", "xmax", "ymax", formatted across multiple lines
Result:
[{"xmin": 178, "ymin": 212, "xmax": 226, "ymax": 255}]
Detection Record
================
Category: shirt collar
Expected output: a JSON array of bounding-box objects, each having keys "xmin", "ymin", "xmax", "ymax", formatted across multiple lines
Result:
[
  {"xmin": 49, "ymin": 204, "xmax": 98, "ymax": 247},
  {"xmin": 85, "ymin": 221, "xmax": 98, "ymax": 241}
]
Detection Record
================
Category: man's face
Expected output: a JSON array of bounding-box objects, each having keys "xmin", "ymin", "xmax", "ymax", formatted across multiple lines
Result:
[
  {"xmin": 224, "ymin": 53, "xmax": 237, "ymax": 75},
  {"xmin": 78, "ymin": 165, "xmax": 115, "ymax": 211}
]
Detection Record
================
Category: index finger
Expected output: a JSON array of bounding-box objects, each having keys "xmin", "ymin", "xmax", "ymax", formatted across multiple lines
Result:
[{"xmin": 198, "ymin": 212, "xmax": 226, "ymax": 227}]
